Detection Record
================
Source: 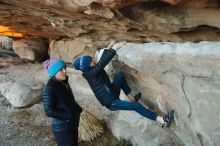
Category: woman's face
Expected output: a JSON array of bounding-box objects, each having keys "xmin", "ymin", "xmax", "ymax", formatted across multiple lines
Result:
[{"xmin": 55, "ymin": 67, "xmax": 67, "ymax": 80}]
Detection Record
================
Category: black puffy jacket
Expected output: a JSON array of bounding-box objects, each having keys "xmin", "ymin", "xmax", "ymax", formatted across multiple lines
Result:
[
  {"xmin": 82, "ymin": 48, "xmax": 117, "ymax": 106},
  {"xmin": 43, "ymin": 77, "xmax": 82, "ymax": 132}
]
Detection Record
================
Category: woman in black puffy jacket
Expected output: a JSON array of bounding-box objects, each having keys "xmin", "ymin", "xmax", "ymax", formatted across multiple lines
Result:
[{"xmin": 43, "ymin": 58, "xmax": 82, "ymax": 146}]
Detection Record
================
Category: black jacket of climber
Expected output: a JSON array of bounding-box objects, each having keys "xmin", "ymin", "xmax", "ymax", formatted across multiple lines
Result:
[{"xmin": 82, "ymin": 48, "xmax": 118, "ymax": 106}]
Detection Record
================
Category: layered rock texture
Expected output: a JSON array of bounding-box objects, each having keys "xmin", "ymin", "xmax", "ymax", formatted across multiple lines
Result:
[
  {"xmin": 1, "ymin": 0, "xmax": 220, "ymax": 146},
  {"xmin": 0, "ymin": 0, "xmax": 220, "ymax": 43}
]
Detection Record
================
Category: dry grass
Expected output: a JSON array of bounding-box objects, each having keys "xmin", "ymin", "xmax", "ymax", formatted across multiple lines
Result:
[{"xmin": 79, "ymin": 110, "xmax": 104, "ymax": 142}]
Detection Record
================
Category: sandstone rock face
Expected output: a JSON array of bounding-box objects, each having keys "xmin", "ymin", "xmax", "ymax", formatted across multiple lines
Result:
[
  {"xmin": 13, "ymin": 39, "xmax": 48, "ymax": 61},
  {"xmin": 104, "ymin": 41, "xmax": 220, "ymax": 146},
  {"xmin": 108, "ymin": 110, "xmax": 184, "ymax": 146},
  {"xmin": 0, "ymin": 63, "xmax": 48, "ymax": 84},
  {"xmin": 0, "ymin": 63, "xmax": 48, "ymax": 108},
  {"xmin": 161, "ymin": 0, "xmax": 219, "ymax": 7},
  {"xmin": 0, "ymin": 0, "xmax": 220, "ymax": 44},
  {"xmin": 49, "ymin": 38, "xmax": 96, "ymax": 62},
  {"xmin": 0, "ymin": 82, "xmax": 43, "ymax": 107}
]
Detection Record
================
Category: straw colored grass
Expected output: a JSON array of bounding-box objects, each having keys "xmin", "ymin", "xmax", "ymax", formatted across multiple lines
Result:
[{"xmin": 79, "ymin": 110, "xmax": 104, "ymax": 142}]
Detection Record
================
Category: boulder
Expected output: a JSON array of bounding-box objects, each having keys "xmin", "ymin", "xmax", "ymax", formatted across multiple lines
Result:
[
  {"xmin": 0, "ymin": 81, "xmax": 43, "ymax": 108},
  {"xmin": 13, "ymin": 38, "xmax": 48, "ymax": 61},
  {"xmin": 106, "ymin": 41, "xmax": 220, "ymax": 146}
]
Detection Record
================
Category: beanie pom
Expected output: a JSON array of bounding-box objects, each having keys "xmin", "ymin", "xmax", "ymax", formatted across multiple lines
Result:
[
  {"xmin": 43, "ymin": 60, "xmax": 50, "ymax": 70},
  {"xmin": 42, "ymin": 58, "xmax": 66, "ymax": 77}
]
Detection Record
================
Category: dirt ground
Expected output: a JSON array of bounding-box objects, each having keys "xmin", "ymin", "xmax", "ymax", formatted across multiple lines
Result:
[{"xmin": 0, "ymin": 96, "xmax": 120, "ymax": 146}]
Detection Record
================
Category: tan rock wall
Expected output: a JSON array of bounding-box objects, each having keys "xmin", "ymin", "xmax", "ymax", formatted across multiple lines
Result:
[{"xmin": 0, "ymin": 0, "xmax": 220, "ymax": 43}]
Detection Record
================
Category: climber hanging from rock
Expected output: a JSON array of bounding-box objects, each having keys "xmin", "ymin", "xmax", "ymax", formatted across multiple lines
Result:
[{"xmin": 73, "ymin": 41, "xmax": 174, "ymax": 128}]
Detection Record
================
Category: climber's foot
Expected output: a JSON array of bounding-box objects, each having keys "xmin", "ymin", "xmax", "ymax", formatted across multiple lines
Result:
[
  {"xmin": 162, "ymin": 110, "xmax": 174, "ymax": 128},
  {"xmin": 134, "ymin": 92, "xmax": 142, "ymax": 102}
]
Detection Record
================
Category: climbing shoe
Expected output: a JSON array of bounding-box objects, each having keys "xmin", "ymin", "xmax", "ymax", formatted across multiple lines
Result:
[
  {"xmin": 162, "ymin": 110, "xmax": 174, "ymax": 128},
  {"xmin": 134, "ymin": 92, "xmax": 142, "ymax": 102}
]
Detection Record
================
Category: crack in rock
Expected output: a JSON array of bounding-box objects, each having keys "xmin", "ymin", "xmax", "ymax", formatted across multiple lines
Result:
[{"xmin": 181, "ymin": 74, "xmax": 192, "ymax": 119}]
